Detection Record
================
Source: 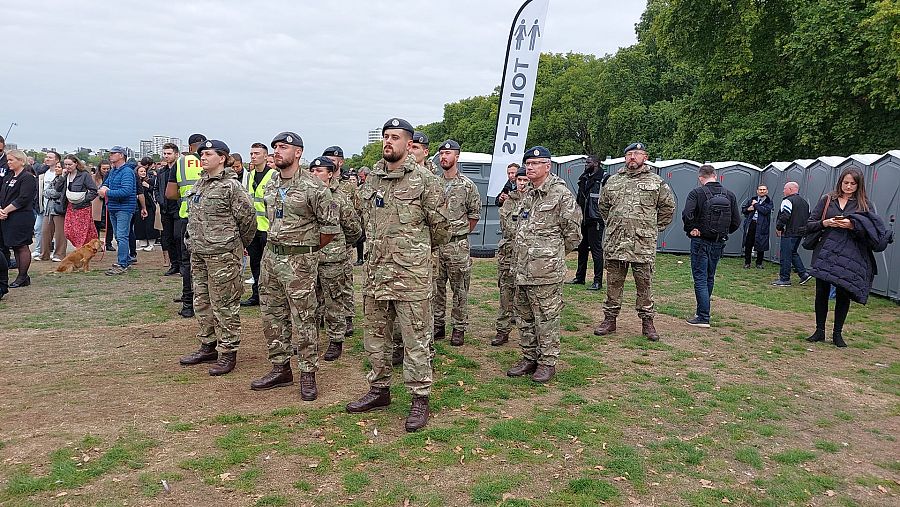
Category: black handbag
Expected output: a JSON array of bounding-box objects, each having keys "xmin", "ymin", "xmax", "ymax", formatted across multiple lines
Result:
[{"xmin": 802, "ymin": 194, "xmax": 831, "ymax": 250}]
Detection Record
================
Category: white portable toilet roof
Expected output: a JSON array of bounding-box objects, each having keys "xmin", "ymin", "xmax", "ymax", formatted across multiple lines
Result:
[
  {"xmin": 813, "ymin": 156, "xmax": 847, "ymax": 167},
  {"xmin": 457, "ymin": 152, "xmax": 493, "ymax": 164},
  {"xmin": 788, "ymin": 159, "xmax": 816, "ymax": 168},
  {"xmin": 551, "ymin": 155, "xmax": 586, "ymax": 164},
  {"xmin": 650, "ymin": 159, "xmax": 701, "ymax": 169},
  {"xmin": 764, "ymin": 161, "xmax": 791, "ymax": 171},
  {"xmin": 601, "ymin": 157, "xmax": 624, "ymax": 166},
  {"xmin": 873, "ymin": 150, "xmax": 900, "ymax": 164},
  {"xmin": 709, "ymin": 161, "xmax": 763, "ymax": 172},
  {"xmin": 840, "ymin": 154, "xmax": 881, "ymax": 166}
]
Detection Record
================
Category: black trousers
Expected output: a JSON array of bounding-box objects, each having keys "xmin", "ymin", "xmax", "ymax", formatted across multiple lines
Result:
[
  {"xmin": 575, "ymin": 220, "xmax": 604, "ymax": 284},
  {"xmin": 815, "ymin": 278, "xmax": 851, "ymax": 333},
  {"xmin": 356, "ymin": 231, "xmax": 366, "ymax": 261},
  {"xmin": 160, "ymin": 212, "xmax": 179, "ymax": 269},
  {"xmin": 246, "ymin": 229, "xmax": 267, "ymax": 297},
  {"xmin": 174, "ymin": 218, "xmax": 192, "ymax": 303},
  {"xmin": 743, "ymin": 221, "xmax": 764, "ymax": 266},
  {"xmin": 0, "ymin": 233, "xmax": 8, "ymax": 292}
]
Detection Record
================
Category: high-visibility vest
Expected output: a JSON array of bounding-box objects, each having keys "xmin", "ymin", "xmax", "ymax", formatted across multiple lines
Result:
[
  {"xmin": 176, "ymin": 154, "xmax": 203, "ymax": 218},
  {"xmin": 246, "ymin": 167, "xmax": 276, "ymax": 231}
]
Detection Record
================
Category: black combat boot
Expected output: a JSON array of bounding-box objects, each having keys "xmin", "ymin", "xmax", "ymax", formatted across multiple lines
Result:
[
  {"xmin": 450, "ymin": 329, "xmax": 465, "ymax": 346},
  {"xmin": 323, "ymin": 341, "xmax": 343, "ymax": 361},
  {"xmin": 250, "ymin": 363, "xmax": 294, "ymax": 390},
  {"xmin": 391, "ymin": 346, "xmax": 404, "ymax": 367},
  {"xmin": 299, "ymin": 372, "xmax": 318, "ymax": 401},
  {"xmin": 179, "ymin": 302, "xmax": 194, "ymax": 318},
  {"xmin": 344, "ymin": 316, "xmax": 354, "ymax": 337},
  {"xmin": 240, "ymin": 294, "xmax": 259, "ymax": 307},
  {"xmin": 806, "ymin": 328, "xmax": 826, "ymax": 343},
  {"xmin": 832, "ymin": 331, "xmax": 847, "ymax": 348},
  {"xmin": 491, "ymin": 330, "xmax": 510, "ymax": 346},
  {"xmin": 179, "ymin": 342, "xmax": 218, "ymax": 366},
  {"xmin": 433, "ymin": 325, "xmax": 446, "ymax": 340}
]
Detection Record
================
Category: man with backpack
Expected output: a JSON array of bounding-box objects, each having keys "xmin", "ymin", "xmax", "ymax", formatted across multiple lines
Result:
[
  {"xmin": 681, "ymin": 164, "xmax": 741, "ymax": 327},
  {"xmin": 570, "ymin": 156, "xmax": 607, "ymax": 290}
]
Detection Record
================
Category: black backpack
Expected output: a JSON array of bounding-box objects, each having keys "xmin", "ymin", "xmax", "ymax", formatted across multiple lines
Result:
[{"xmin": 701, "ymin": 186, "xmax": 733, "ymax": 239}]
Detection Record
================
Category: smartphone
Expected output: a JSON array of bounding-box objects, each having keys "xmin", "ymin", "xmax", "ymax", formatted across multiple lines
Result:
[{"xmin": 833, "ymin": 215, "xmax": 844, "ymax": 220}]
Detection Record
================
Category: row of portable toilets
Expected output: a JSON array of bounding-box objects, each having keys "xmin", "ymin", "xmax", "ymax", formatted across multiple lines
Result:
[{"xmin": 448, "ymin": 150, "xmax": 899, "ymax": 301}]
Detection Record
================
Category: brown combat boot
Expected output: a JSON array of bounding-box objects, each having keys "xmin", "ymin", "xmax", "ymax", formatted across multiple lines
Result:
[
  {"xmin": 405, "ymin": 395, "xmax": 430, "ymax": 432},
  {"xmin": 208, "ymin": 351, "xmax": 236, "ymax": 376},
  {"xmin": 179, "ymin": 342, "xmax": 218, "ymax": 366},
  {"xmin": 532, "ymin": 364, "xmax": 556, "ymax": 383},
  {"xmin": 450, "ymin": 329, "xmax": 464, "ymax": 346},
  {"xmin": 506, "ymin": 358, "xmax": 538, "ymax": 377},
  {"xmin": 299, "ymin": 372, "xmax": 318, "ymax": 401},
  {"xmin": 323, "ymin": 341, "xmax": 343, "ymax": 361},
  {"xmin": 433, "ymin": 325, "xmax": 446, "ymax": 340},
  {"xmin": 346, "ymin": 387, "xmax": 391, "ymax": 413},
  {"xmin": 391, "ymin": 346, "xmax": 404, "ymax": 367},
  {"xmin": 642, "ymin": 317, "xmax": 660, "ymax": 342},
  {"xmin": 344, "ymin": 316, "xmax": 354, "ymax": 337},
  {"xmin": 491, "ymin": 330, "xmax": 510, "ymax": 346},
  {"xmin": 250, "ymin": 363, "xmax": 294, "ymax": 391},
  {"xmin": 593, "ymin": 315, "xmax": 617, "ymax": 336}
]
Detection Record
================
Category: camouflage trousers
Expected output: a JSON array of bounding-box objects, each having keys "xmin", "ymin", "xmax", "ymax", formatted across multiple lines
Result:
[
  {"xmin": 515, "ymin": 283, "xmax": 563, "ymax": 366},
  {"xmin": 496, "ymin": 262, "xmax": 516, "ymax": 333},
  {"xmin": 191, "ymin": 248, "xmax": 243, "ymax": 353},
  {"xmin": 433, "ymin": 238, "xmax": 472, "ymax": 331},
  {"xmin": 317, "ymin": 261, "xmax": 351, "ymax": 343},
  {"xmin": 604, "ymin": 259, "xmax": 655, "ymax": 318},
  {"xmin": 343, "ymin": 250, "xmax": 355, "ymax": 317},
  {"xmin": 364, "ymin": 296, "xmax": 433, "ymax": 396},
  {"xmin": 259, "ymin": 250, "xmax": 320, "ymax": 372}
]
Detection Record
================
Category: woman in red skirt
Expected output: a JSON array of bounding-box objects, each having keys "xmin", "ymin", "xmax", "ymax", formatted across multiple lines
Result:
[{"xmin": 57, "ymin": 155, "xmax": 99, "ymax": 248}]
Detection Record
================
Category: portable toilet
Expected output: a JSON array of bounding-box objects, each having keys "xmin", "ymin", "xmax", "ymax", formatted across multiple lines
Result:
[
  {"xmin": 709, "ymin": 161, "xmax": 764, "ymax": 256},
  {"xmin": 835, "ymin": 154, "xmax": 881, "ymax": 188},
  {"xmin": 760, "ymin": 162, "xmax": 791, "ymax": 262},
  {"xmin": 552, "ymin": 155, "xmax": 587, "ymax": 196},
  {"xmin": 868, "ymin": 150, "xmax": 900, "ymax": 300},
  {"xmin": 601, "ymin": 156, "xmax": 625, "ymax": 175},
  {"xmin": 654, "ymin": 159, "xmax": 702, "ymax": 253},
  {"xmin": 771, "ymin": 159, "xmax": 814, "ymax": 264},
  {"xmin": 797, "ymin": 156, "xmax": 847, "ymax": 267},
  {"xmin": 442, "ymin": 151, "xmax": 494, "ymax": 255}
]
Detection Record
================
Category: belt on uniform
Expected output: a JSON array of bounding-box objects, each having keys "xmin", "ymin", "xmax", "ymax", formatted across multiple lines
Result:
[
  {"xmin": 268, "ymin": 243, "xmax": 320, "ymax": 255},
  {"xmin": 450, "ymin": 234, "xmax": 469, "ymax": 242}
]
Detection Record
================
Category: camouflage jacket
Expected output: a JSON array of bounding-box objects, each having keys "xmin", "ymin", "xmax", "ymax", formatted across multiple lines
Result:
[
  {"xmin": 358, "ymin": 155, "xmax": 450, "ymax": 301},
  {"xmin": 598, "ymin": 164, "xmax": 675, "ymax": 263},
  {"xmin": 264, "ymin": 168, "xmax": 340, "ymax": 247},
  {"xmin": 440, "ymin": 171, "xmax": 482, "ymax": 238},
  {"xmin": 513, "ymin": 174, "xmax": 582, "ymax": 286},
  {"xmin": 497, "ymin": 190, "xmax": 523, "ymax": 268},
  {"xmin": 319, "ymin": 178, "xmax": 362, "ymax": 264},
  {"xmin": 186, "ymin": 168, "xmax": 256, "ymax": 255}
]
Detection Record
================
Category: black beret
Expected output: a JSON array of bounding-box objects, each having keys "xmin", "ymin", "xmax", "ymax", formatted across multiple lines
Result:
[
  {"xmin": 271, "ymin": 132, "xmax": 303, "ymax": 148},
  {"xmin": 516, "ymin": 167, "xmax": 527, "ymax": 177},
  {"xmin": 188, "ymin": 133, "xmax": 207, "ymax": 145},
  {"xmin": 382, "ymin": 117, "xmax": 415, "ymax": 136},
  {"xmin": 438, "ymin": 139, "xmax": 461, "ymax": 151},
  {"xmin": 197, "ymin": 139, "xmax": 229, "ymax": 155},
  {"xmin": 412, "ymin": 132, "xmax": 429, "ymax": 145},
  {"xmin": 522, "ymin": 145, "xmax": 552, "ymax": 162},
  {"xmin": 624, "ymin": 142, "xmax": 647, "ymax": 154},
  {"xmin": 310, "ymin": 157, "xmax": 336, "ymax": 170},
  {"xmin": 322, "ymin": 146, "xmax": 344, "ymax": 158}
]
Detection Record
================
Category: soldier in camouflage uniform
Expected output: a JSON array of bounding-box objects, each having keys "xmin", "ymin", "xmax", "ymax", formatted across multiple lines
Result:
[
  {"xmin": 493, "ymin": 165, "xmax": 529, "ymax": 346},
  {"xmin": 178, "ymin": 140, "xmax": 257, "ymax": 376},
  {"xmin": 594, "ymin": 142, "xmax": 676, "ymax": 341},
  {"xmin": 311, "ymin": 156, "xmax": 362, "ymax": 361},
  {"xmin": 347, "ymin": 118, "xmax": 450, "ymax": 433},
  {"xmin": 249, "ymin": 132, "xmax": 340, "ymax": 402},
  {"xmin": 505, "ymin": 146, "xmax": 582, "ymax": 383},
  {"xmin": 323, "ymin": 146, "xmax": 361, "ymax": 338},
  {"xmin": 432, "ymin": 139, "xmax": 481, "ymax": 346}
]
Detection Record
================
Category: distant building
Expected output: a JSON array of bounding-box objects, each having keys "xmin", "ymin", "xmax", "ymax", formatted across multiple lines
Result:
[
  {"xmin": 367, "ymin": 128, "xmax": 381, "ymax": 145},
  {"xmin": 6, "ymin": 143, "xmax": 16, "ymax": 150},
  {"xmin": 140, "ymin": 140, "xmax": 153, "ymax": 158},
  {"xmin": 140, "ymin": 135, "xmax": 184, "ymax": 157}
]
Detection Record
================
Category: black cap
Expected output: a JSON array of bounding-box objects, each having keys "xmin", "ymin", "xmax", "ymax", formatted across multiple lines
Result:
[
  {"xmin": 516, "ymin": 167, "xmax": 527, "ymax": 177},
  {"xmin": 522, "ymin": 146, "xmax": 552, "ymax": 162},
  {"xmin": 188, "ymin": 133, "xmax": 207, "ymax": 145},
  {"xmin": 310, "ymin": 157, "xmax": 336, "ymax": 170},
  {"xmin": 412, "ymin": 132, "xmax": 429, "ymax": 145},
  {"xmin": 197, "ymin": 139, "xmax": 230, "ymax": 155},
  {"xmin": 322, "ymin": 146, "xmax": 344, "ymax": 158},
  {"xmin": 382, "ymin": 117, "xmax": 415, "ymax": 136},
  {"xmin": 624, "ymin": 142, "xmax": 647, "ymax": 154},
  {"xmin": 271, "ymin": 132, "xmax": 303, "ymax": 148},
  {"xmin": 438, "ymin": 139, "xmax": 461, "ymax": 151}
]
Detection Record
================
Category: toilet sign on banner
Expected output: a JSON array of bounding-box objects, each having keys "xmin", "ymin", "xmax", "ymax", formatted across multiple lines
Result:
[{"xmin": 487, "ymin": 0, "xmax": 550, "ymax": 197}]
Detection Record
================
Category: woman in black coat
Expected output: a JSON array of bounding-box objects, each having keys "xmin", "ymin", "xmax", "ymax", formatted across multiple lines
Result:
[
  {"xmin": 740, "ymin": 185, "xmax": 773, "ymax": 268},
  {"xmin": 0, "ymin": 149, "xmax": 38, "ymax": 290},
  {"xmin": 133, "ymin": 161, "xmax": 159, "ymax": 250},
  {"xmin": 805, "ymin": 167, "xmax": 892, "ymax": 347}
]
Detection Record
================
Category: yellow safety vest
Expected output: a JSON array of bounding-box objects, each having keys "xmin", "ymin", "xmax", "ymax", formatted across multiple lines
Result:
[
  {"xmin": 246, "ymin": 167, "xmax": 275, "ymax": 231},
  {"xmin": 176, "ymin": 154, "xmax": 203, "ymax": 218}
]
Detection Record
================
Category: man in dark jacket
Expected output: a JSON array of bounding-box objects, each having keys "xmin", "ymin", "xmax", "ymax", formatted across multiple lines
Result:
[
  {"xmin": 681, "ymin": 164, "xmax": 741, "ymax": 327},
  {"xmin": 740, "ymin": 185, "xmax": 773, "ymax": 268},
  {"xmin": 772, "ymin": 181, "xmax": 812, "ymax": 286},
  {"xmin": 158, "ymin": 143, "xmax": 181, "ymax": 276},
  {"xmin": 570, "ymin": 156, "xmax": 606, "ymax": 290}
]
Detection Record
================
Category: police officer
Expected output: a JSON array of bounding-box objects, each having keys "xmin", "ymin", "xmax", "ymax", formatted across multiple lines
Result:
[
  {"xmin": 347, "ymin": 117, "xmax": 450, "ymax": 432},
  {"xmin": 249, "ymin": 132, "xmax": 340, "ymax": 401},
  {"xmin": 594, "ymin": 142, "xmax": 676, "ymax": 341},
  {"xmin": 240, "ymin": 142, "xmax": 277, "ymax": 307},
  {"xmin": 493, "ymin": 166, "xmax": 530, "ymax": 346},
  {"xmin": 165, "ymin": 133, "xmax": 206, "ymax": 318},
  {"xmin": 506, "ymin": 146, "xmax": 582, "ymax": 383},
  {"xmin": 433, "ymin": 139, "xmax": 481, "ymax": 346},
  {"xmin": 310, "ymin": 156, "xmax": 361, "ymax": 361},
  {"xmin": 323, "ymin": 145, "xmax": 360, "ymax": 338},
  {"xmin": 178, "ymin": 140, "xmax": 257, "ymax": 375}
]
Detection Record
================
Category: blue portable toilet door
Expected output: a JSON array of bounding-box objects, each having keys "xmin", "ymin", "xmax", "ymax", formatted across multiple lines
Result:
[
  {"xmin": 657, "ymin": 161, "xmax": 701, "ymax": 253},
  {"xmin": 716, "ymin": 165, "xmax": 761, "ymax": 256},
  {"xmin": 760, "ymin": 166, "xmax": 787, "ymax": 262},
  {"xmin": 868, "ymin": 153, "xmax": 900, "ymax": 298}
]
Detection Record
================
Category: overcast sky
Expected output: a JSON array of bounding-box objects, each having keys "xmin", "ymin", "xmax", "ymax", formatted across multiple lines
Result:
[{"xmin": 4, "ymin": 0, "xmax": 645, "ymax": 156}]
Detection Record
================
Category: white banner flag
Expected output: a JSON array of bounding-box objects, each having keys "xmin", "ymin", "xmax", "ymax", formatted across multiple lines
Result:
[{"xmin": 487, "ymin": 0, "xmax": 550, "ymax": 197}]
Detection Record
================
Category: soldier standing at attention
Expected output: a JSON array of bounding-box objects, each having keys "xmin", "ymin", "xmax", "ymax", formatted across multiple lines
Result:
[
  {"xmin": 506, "ymin": 146, "xmax": 582, "ymax": 383},
  {"xmin": 433, "ymin": 140, "xmax": 481, "ymax": 346},
  {"xmin": 493, "ymin": 165, "xmax": 529, "ymax": 346},
  {"xmin": 310, "ymin": 156, "xmax": 362, "ymax": 361},
  {"xmin": 178, "ymin": 140, "xmax": 257, "ymax": 375},
  {"xmin": 594, "ymin": 142, "xmax": 675, "ymax": 341},
  {"xmin": 347, "ymin": 117, "xmax": 450, "ymax": 432},
  {"xmin": 322, "ymin": 146, "xmax": 360, "ymax": 339},
  {"xmin": 240, "ymin": 143, "xmax": 276, "ymax": 307},
  {"xmin": 249, "ymin": 132, "xmax": 339, "ymax": 401}
]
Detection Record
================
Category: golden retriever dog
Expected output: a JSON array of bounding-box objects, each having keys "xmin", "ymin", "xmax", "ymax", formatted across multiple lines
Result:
[{"xmin": 55, "ymin": 238, "xmax": 103, "ymax": 273}]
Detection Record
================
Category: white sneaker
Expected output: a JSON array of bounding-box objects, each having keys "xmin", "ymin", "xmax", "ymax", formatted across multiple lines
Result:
[
  {"xmin": 143, "ymin": 245, "xmax": 154, "ymax": 252},
  {"xmin": 245, "ymin": 277, "xmax": 255, "ymax": 284},
  {"xmin": 31, "ymin": 251, "xmax": 40, "ymax": 259},
  {"xmin": 51, "ymin": 256, "xmax": 63, "ymax": 262}
]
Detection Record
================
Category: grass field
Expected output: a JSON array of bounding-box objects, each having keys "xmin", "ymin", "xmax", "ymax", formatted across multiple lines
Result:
[{"xmin": 0, "ymin": 250, "xmax": 897, "ymax": 506}]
